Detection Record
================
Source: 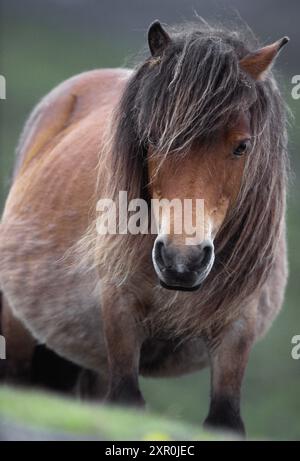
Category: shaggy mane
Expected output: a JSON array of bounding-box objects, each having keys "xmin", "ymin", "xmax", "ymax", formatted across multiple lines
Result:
[{"xmin": 77, "ymin": 21, "xmax": 289, "ymax": 338}]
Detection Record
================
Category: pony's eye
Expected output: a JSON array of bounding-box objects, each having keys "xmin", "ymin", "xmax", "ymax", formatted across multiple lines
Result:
[{"xmin": 233, "ymin": 139, "xmax": 251, "ymax": 157}]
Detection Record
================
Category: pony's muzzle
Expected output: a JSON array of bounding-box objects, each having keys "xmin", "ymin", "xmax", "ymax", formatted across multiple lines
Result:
[{"xmin": 152, "ymin": 236, "xmax": 214, "ymax": 291}]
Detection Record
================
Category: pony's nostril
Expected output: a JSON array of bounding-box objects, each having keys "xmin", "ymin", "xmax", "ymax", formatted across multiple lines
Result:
[
  {"xmin": 189, "ymin": 242, "xmax": 213, "ymax": 272},
  {"xmin": 201, "ymin": 244, "xmax": 213, "ymax": 268},
  {"xmin": 154, "ymin": 239, "xmax": 176, "ymax": 270},
  {"xmin": 160, "ymin": 242, "xmax": 173, "ymax": 269},
  {"xmin": 154, "ymin": 239, "xmax": 171, "ymax": 269},
  {"xmin": 154, "ymin": 240, "xmax": 164, "ymax": 268}
]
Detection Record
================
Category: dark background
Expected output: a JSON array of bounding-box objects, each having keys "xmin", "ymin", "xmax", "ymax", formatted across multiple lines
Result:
[{"xmin": 0, "ymin": 0, "xmax": 299, "ymax": 440}]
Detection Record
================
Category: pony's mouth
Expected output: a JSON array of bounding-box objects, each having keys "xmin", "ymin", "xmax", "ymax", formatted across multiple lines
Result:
[
  {"xmin": 159, "ymin": 279, "xmax": 202, "ymax": 292},
  {"xmin": 156, "ymin": 267, "xmax": 210, "ymax": 291},
  {"xmin": 152, "ymin": 257, "xmax": 215, "ymax": 291}
]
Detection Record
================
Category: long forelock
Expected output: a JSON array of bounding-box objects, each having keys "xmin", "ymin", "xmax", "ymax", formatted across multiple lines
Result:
[{"xmin": 134, "ymin": 26, "xmax": 257, "ymax": 158}]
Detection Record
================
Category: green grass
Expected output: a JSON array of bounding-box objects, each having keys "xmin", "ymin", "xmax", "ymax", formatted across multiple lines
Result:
[{"xmin": 0, "ymin": 386, "xmax": 232, "ymax": 441}]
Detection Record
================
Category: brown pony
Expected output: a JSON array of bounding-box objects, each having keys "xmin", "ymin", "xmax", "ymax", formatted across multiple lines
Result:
[{"xmin": 0, "ymin": 21, "xmax": 289, "ymax": 434}]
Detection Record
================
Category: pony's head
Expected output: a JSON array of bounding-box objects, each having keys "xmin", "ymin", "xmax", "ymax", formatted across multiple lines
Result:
[
  {"xmin": 143, "ymin": 22, "xmax": 289, "ymax": 291},
  {"xmin": 109, "ymin": 21, "xmax": 288, "ymax": 298}
]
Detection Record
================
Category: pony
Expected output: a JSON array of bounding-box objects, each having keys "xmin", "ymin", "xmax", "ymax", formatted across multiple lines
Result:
[{"xmin": 0, "ymin": 20, "xmax": 289, "ymax": 435}]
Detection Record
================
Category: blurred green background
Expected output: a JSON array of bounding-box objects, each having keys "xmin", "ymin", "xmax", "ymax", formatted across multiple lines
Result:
[{"xmin": 0, "ymin": 0, "xmax": 299, "ymax": 440}]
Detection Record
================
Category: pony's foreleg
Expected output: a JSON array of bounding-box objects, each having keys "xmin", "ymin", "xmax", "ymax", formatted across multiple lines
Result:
[
  {"xmin": 101, "ymin": 286, "xmax": 145, "ymax": 407},
  {"xmin": 204, "ymin": 310, "xmax": 256, "ymax": 436}
]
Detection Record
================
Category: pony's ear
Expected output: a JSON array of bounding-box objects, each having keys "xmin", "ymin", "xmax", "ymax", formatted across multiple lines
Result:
[
  {"xmin": 148, "ymin": 20, "xmax": 171, "ymax": 57},
  {"xmin": 240, "ymin": 37, "xmax": 289, "ymax": 80}
]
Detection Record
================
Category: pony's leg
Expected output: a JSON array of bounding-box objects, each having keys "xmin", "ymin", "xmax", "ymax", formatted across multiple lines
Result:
[
  {"xmin": 204, "ymin": 308, "xmax": 256, "ymax": 436},
  {"xmin": 101, "ymin": 286, "xmax": 145, "ymax": 406},
  {"xmin": 76, "ymin": 368, "xmax": 108, "ymax": 400}
]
